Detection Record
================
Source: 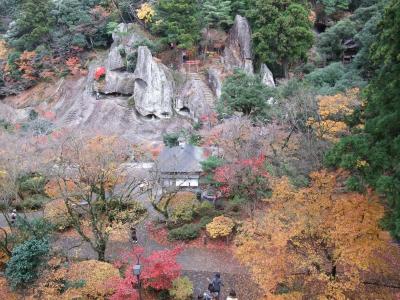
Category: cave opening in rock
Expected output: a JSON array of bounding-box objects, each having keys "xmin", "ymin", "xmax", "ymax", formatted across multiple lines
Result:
[
  {"xmin": 145, "ymin": 114, "xmax": 159, "ymax": 120},
  {"xmin": 179, "ymin": 107, "xmax": 190, "ymax": 114}
]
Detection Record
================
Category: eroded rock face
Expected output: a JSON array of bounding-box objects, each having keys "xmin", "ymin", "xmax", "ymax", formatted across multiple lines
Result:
[
  {"xmin": 260, "ymin": 64, "xmax": 275, "ymax": 88},
  {"xmin": 106, "ymin": 23, "xmax": 145, "ymax": 71},
  {"xmin": 207, "ymin": 68, "xmax": 223, "ymax": 98},
  {"xmin": 176, "ymin": 74, "xmax": 214, "ymax": 120},
  {"xmin": 224, "ymin": 15, "xmax": 254, "ymax": 74},
  {"xmin": 133, "ymin": 46, "xmax": 174, "ymax": 119}
]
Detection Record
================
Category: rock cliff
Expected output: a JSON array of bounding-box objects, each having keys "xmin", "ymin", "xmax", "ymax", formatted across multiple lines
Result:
[{"xmin": 223, "ymin": 15, "xmax": 254, "ymax": 74}]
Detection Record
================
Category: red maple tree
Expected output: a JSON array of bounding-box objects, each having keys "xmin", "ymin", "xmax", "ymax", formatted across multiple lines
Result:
[{"xmin": 110, "ymin": 246, "xmax": 182, "ymax": 300}]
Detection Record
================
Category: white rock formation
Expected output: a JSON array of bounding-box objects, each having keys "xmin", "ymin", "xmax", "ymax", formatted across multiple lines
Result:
[
  {"xmin": 260, "ymin": 64, "xmax": 275, "ymax": 88},
  {"xmin": 133, "ymin": 46, "xmax": 174, "ymax": 119}
]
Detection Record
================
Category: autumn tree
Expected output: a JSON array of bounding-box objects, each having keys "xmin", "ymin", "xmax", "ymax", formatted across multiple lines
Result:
[
  {"xmin": 236, "ymin": 170, "xmax": 400, "ymax": 298},
  {"xmin": 307, "ymin": 88, "xmax": 361, "ymax": 142},
  {"xmin": 214, "ymin": 154, "xmax": 270, "ymax": 212},
  {"xmin": 47, "ymin": 135, "xmax": 148, "ymax": 261},
  {"xmin": 110, "ymin": 246, "xmax": 182, "ymax": 299}
]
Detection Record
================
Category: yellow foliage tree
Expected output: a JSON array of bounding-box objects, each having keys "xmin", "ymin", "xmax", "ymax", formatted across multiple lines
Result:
[
  {"xmin": 236, "ymin": 170, "xmax": 400, "ymax": 299},
  {"xmin": 62, "ymin": 260, "xmax": 119, "ymax": 299},
  {"xmin": 206, "ymin": 216, "xmax": 235, "ymax": 239},
  {"xmin": 136, "ymin": 3, "xmax": 155, "ymax": 23},
  {"xmin": 307, "ymin": 88, "xmax": 361, "ymax": 142}
]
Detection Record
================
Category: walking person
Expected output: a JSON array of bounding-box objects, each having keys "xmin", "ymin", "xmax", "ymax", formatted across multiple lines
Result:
[
  {"xmin": 130, "ymin": 226, "xmax": 138, "ymax": 244},
  {"xmin": 226, "ymin": 290, "xmax": 238, "ymax": 300},
  {"xmin": 10, "ymin": 209, "xmax": 17, "ymax": 226},
  {"xmin": 211, "ymin": 273, "xmax": 223, "ymax": 300}
]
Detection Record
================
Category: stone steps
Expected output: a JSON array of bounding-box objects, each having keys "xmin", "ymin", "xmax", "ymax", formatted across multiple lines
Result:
[{"xmin": 188, "ymin": 73, "xmax": 215, "ymax": 109}]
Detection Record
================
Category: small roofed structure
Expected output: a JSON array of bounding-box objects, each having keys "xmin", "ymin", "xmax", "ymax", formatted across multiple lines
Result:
[{"xmin": 156, "ymin": 144, "xmax": 207, "ymax": 189}]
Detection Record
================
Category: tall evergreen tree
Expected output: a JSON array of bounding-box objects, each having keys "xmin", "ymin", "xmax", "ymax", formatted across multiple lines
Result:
[
  {"xmin": 152, "ymin": 0, "xmax": 202, "ymax": 49},
  {"xmin": 5, "ymin": 0, "xmax": 54, "ymax": 50},
  {"xmin": 246, "ymin": 0, "xmax": 314, "ymax": 78},
  {"xmin": 326, "ymin": 0, "xmax": 400, "ymax": 239},
  {"xmin": 202, "ymin": 0, "xmax": 233, "ymax": 29}
]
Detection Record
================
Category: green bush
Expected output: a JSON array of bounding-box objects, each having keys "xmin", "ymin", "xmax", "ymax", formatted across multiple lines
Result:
[
  {"xmin": 168, "ymin": 223, "xmax": 200, "ymax": 241},
  {"xmin": 5, "ymin": 238, "xmax": 50, "ymax": 289},
  {"xmin": 199, "ymin": 216, "xmax": 213, "ymax": 229},
  {"xmin": 195, "ymin": 201, "xmax": 216, "ymax": 218},
  {"xmin": 15, "ymin": 217, "xmax": 54, "ymax": 243},
  {"xmin": 18, "ymin": 174, "xmax": 46, "ymax": 194},
  {"xmin": 21, "ymin": 194, "xmax": 49, "ymax": 210},
  {"xmin": 169, "ymin": 276, "xmax": 193, "ymax": 300},
  {"xmin": 163, "ymin": 133, "xmax": 180, "ymax": 147},
  {"xmin": 228, "ymin": 196, "xmax": 246, "ymax": 213}
]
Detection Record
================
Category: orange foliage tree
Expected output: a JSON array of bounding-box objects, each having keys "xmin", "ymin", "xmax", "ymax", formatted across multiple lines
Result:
[{"xmin": 236, "ymin": 170, "xmax": 400, "ymax": 299}]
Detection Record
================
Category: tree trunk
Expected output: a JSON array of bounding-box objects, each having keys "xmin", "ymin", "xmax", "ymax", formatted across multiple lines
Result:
[
  {"xmin": 96, "ymin": 240, "xmax": 107, "ymax": 261},
  {"xmin": 282, "ymin": 59, "xmax": 289, "ymax": 79}
]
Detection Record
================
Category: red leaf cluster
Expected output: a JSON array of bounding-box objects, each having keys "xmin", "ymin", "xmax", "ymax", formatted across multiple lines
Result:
[
  {"xmin": 110, "ymin": 246, "xmax": 182, "ymax": 300},
  {"xmin": 94, "ymin": 66, "xmax": 106, "ymax": 81}
]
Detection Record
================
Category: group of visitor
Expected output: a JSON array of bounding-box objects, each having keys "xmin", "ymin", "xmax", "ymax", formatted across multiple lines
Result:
[{"xmin": 199, "ymin": 273, "xmax": 238, "ymax": 300}]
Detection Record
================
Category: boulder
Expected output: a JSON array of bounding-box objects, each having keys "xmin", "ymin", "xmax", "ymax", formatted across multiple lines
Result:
[
  {"xmin": 207, "ymin": 68, "xmax": 223, "ymax": 98},
  {"xmin": 224, "ymin": 15, "xmax": 254, "ymax": 74},
  {"xmin": 260, "ymin": 64, "xmax": 275, "ymax": 88},
  {"xmin": 100, "ymin": 71, "xmax": 136, "ymax": 95},
  {"xmin": 133, "ymin": 46, "xmax": 174, "ymax": 119}
]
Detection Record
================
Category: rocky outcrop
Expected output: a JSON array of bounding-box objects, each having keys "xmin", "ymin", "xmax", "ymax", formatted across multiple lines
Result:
[
  {"xmin": 223, "ymin": 15, "xmax": 254, "ymax": 74},
  {"xmin": 176, "ymin": 73, "xmax": 215, "ymax": 120},
  {"xmin": 133, "ymin": 46, "xmax": 174, "ymax": 119},
  {"xmin": 260, "ymin": 64, "xmax": 275, "ymax": 88},
  {"xmin": 207, "ymin": 67, "xmax": 223, "ymax": 98},
  {"xmin": 93, "ymin": 23, "xmax": 146, "ymax": 95}
]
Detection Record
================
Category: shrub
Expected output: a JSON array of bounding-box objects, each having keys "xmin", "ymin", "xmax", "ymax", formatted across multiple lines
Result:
[
  {"xmin": 5, "ymin": 238, "xmax": 49, "ymax": 289},
  {"xmin": 168, "ymin": 192, "xmax": 199, "ymax": 225},
  {"xmin": 15, "ymin": 217, "xmax": 54, "ymax": 242},
  {"xmin": 199, "ymin": 216, "xmax": 213, "ymax": 229},
  {"xmin": 63, "ymin": 260, "xmax": 119, "ymax": 299},
  {"xmin": 227, "ymin": 196, "xmax": 246, "ymax": 213},
  {"xmin": 21, "ymin": 194, "xmax": 49, "ymax": 210},
  {"xmin": 206, "ymin": 216, "xmax": 235, "ymax": 239},
  {"xmin": 195, "ymin": 201, "xmax": 216, "ymax": 218},
  {"xmin": 168, "ymin": 224, "xmax": 200, "ymax": 241},
  {"xmin": 18, "ymin": 174, "xmax": 46, "ymax": 194},
  {"xmin": 43, "ymin": 199, "xmax": 71, "ymax": 231},
  {"xmin": 126, "ymin": 52, "xmax": 137, "ymax": 72},
  {"xmin": 163, "ymin": 132, "xmax": 180, "ymax": 147},
  {"xmin": 169, "ymin": 276, "xmax": 193, "ymax": 300}
]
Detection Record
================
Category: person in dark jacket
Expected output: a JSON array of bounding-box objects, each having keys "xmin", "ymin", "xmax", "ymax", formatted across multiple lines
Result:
[{"xmin": 211, "ymin": 273, "xmax": 223, "ymax": 299}]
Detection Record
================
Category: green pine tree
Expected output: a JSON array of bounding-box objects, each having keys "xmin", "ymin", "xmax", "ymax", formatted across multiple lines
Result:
[
  {"xmin": 6, "ymin": 0, "xmax": 54, "ymax": 51},
  {"xmin": 217, "ymin": 69, "xmax": 274, "ymax": 122},
  {"xmin": 246, "ymin": 0, "xmax": 314, "ymax": 78},
  {"xmin": 202, "ymin": 0, "xmax": 234, "ymax": 29},
  {"xmin": 152, "ymin": 0, "xmax": 202, "ymax": 49}
]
